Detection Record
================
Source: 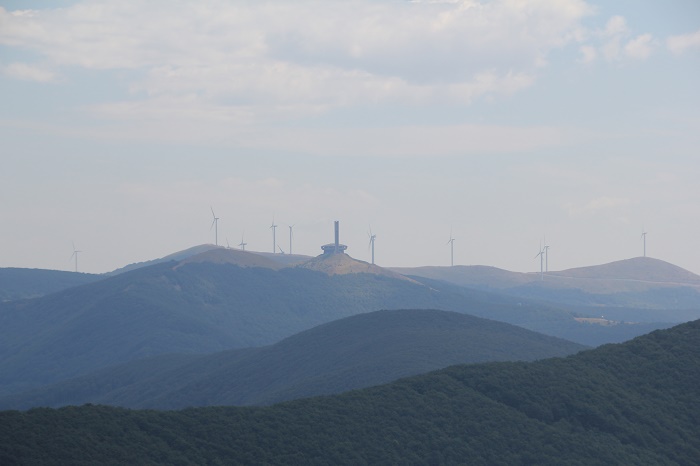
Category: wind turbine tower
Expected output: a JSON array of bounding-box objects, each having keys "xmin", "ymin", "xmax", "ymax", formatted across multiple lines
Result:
[
  {"xmin": 289, "ymin": 225, "xmax": 294, "ymax": 255},
  {"xmin": 447, "ymin": 233, "xmax": 455, "ymax": 267},
  {"xmin": 210, "ymin": 207, "xmax": 220, "ymax": 246},
  {"xmin": 70, "ymin": 242, "xmax": 82, "ymax": 273},
  {"xmin": 238, "ymin": 233, "xmax": 247, "ymax": 251},
  {"xmin": 641, "ymin": 230, "xmax": 648, "ymax": 257},
  {"xmin": 270, "ymin": 218, "xmax": 278, "ymax": 253},
  {"xmin": 368, "ymin": 227, "xmax": 376, "ymax": 265},
  {"xmin": 535, "ymin": 243, "xmax": 544, "ymax": 280}
]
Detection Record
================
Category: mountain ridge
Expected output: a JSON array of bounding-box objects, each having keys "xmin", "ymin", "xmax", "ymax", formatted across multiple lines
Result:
[{"xmin": 392, "ymin": 256, "xmax": 700, "ymax": 291}]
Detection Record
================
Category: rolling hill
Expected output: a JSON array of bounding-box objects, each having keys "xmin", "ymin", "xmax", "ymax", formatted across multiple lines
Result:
[
  {"xmin": 1, "ymin": 318, "xmax": 698, "ymax": 465},
  {"xmin": 104, "ymin": 244, "xmax": 222, "ymax": 275},
  {"xmin": 393, "ymin": 257, "xmax": 700, "ymax": 293},
  {"xmin": 394, "ymin": 257, "xmax": 700, "ymax": 322},
  {"xmin": 298, "ymin": 251, "xmax": 414, "ymax": 281},
  {"xmin": 0, "ymin": 309, "xmax": 587, "ymax": 410}
]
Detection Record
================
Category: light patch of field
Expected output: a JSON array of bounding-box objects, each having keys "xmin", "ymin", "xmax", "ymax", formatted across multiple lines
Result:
[{"xmin": 574, "ymin": 317, "xmax": 619, "ymax": 326}]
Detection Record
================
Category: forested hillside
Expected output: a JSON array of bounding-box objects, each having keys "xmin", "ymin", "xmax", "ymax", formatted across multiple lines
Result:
[
  {"xmin": 1, "ymin": 319, "xmax": 698, "ymax": 465},
  {"xmin": 0, "ymin": 268, "xmax": 101, "ymax": 301}
]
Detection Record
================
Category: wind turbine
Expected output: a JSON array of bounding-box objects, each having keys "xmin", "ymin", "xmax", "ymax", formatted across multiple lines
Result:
[
  {"xmin": 368, "ymin": 226, "xmax": 376, "ymax": 265},
  {"xmin": 70, "ymin": 242, "xmax": 81, "ymax": 273},
  {"xmin": 238, "ymin": 233, "xmax": 247, "ymax": 251},
  {"xmin": 535, "ymin": 243, "xmax": 544, "ymax": 280},
  {"xmin": 278, "ymin": 245, "xmax": 286, "ymax": 254},
  {"xmin": 210, "ymin": 207, "xmax": 219, "ymax": 246},
  {"xmin": 641, "ymin": 229, "xmax": 648, "ymax": 257},
  {"xmin": 543, "ymin": 236, "xmax": 550, "ymax": 273},
  {"xmin": 289, "ymin": 225, "xmax": 294, "ymax": 255},
  {"xmin": 447, "ymin": 232, "xmax": 455, "ymax": 267},
  {"xmin": 270, "ymin": 218, "xmax": 277, "ymax": 253},
  {"xmin": 226, "ymin": 238, "xmax": 231, "ymax": 249}
]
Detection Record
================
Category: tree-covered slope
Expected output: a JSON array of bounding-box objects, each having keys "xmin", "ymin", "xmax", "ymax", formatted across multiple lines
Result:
[
  {"xmin": 0, "ymin": 268, "xmax": 102, "ymax": 302},
  {"xmin": 0, "ymin": 309, "xmax": 587, "ymax": 409},
  {"xmin": 1, "ymin": 319, "xmax": 699, "ymax": 465}
]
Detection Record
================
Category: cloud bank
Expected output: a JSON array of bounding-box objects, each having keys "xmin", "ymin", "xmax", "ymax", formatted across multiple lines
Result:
[{"xmin": 0, "ymin": 1, "xmax": 591, "ymax": 126}]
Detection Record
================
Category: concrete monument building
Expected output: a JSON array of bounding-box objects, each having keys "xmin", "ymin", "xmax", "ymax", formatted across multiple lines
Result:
[{"xmin": 321, "ymin": 221, "xmax": 348, "ymax": 255}]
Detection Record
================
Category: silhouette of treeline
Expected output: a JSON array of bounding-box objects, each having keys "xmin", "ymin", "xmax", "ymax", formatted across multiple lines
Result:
[{"xmin": 2, "ymin": 319, "xmax": 699, "ymax": 465}]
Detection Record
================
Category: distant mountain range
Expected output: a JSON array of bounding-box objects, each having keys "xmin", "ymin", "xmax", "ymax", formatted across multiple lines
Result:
[
  {"xmin": 4, "ymin": 246, "xmax": 695, "ymax": 400},
  {"xmin": 2, "ymin": 317, "xmax": 699, "ymax": 464},
  {"xmin": 393, "ymin": 257, "xmax": 700, "ymax": 322},
  {"xmin": 0, "ymin": 309, "xmax": 586, "ymax": 410},
  {"xmin": 393, "ymin": 256, "xmax": 700, "ymax": 293},
  {"xmin": 0, "ymin": 248, "xmax": 676, "ymax": 397},
  {"xmin": 5, "ymin": 246, "xmax": 698, "ymax": 316}
]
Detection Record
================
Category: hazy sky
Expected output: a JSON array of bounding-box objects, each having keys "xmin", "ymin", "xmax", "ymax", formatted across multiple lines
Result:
[{"xmin": 1, "ymin": 0, "xmax": 699, "ymax": 274}]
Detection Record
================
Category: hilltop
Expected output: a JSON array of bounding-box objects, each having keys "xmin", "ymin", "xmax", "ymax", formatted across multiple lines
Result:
[
  {"xmin": 105, "ymin": 244, "xmax": 221, "ymax": 275},
  {"xmin": 548, "ymin": 256, "xmax": 700, "ymax": 287},
  {"xmin": 175, "ymin": 247, "xmax": 282, "ymax": 270},
  {"xmin": 1, "ymin": 318, "xmax": 699, "ymax": 464},
  {"xmin": 299, "ymin": 252, "xmax": 414, "ymax": 281},
  {"xmin": 0, "ymin": 309, "xmax": 586, "ymax": 410}
]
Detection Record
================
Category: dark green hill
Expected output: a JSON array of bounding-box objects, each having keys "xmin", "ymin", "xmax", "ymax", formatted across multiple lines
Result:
[
  {"xmin": 0, "ymin": 309, "xmax": 587, "ymax": 409},
  {"xmin": 0, "ymin": 253, "xmax": 667, "ymax": 396},
  {"xmin": 0, "ymin": 268, "xmax": 102, "ymax": 302},
  {"xmin": 1, "ymin": 319, "xmax": 699, "ymax": 465}
]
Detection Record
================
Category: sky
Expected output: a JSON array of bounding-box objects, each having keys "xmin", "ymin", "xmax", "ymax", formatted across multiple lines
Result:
[{"xmin": 1, "ymin": 0, "xmax": 699, "ymax": 275}]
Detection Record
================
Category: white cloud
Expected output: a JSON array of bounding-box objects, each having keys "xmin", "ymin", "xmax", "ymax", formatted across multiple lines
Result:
[
  {"xmin": 585, "ymin": 15, "xmax": 655, "ymax": 63},
  {"xmin": 667, "ymin": 29, "xmax": 700, "ymax": 55},
  {"xmin": 0, "ymin": 0, "xmax": 592, "ymax": 120},
  {"xmin": 603, "ymin": 15, "xmax": 628, "ymax": 37},
  {"xmin": 578, "ymin": 45, "xmax": 597, "ymax": 63},
  {"xmin": 624, "ymin": 34, "xmax": 655, "ymax": 60},
  {"xmin": 2, "ymin": 62, "xmax": 57, "ymax": 82}
]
